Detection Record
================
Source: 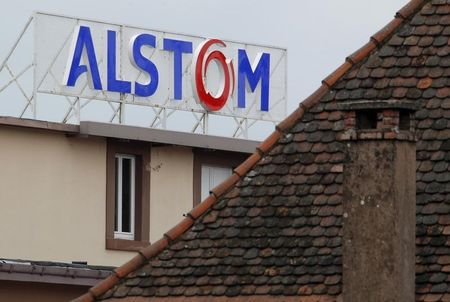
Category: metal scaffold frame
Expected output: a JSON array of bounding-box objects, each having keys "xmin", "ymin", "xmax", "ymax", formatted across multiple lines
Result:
[{"xmin": 0, "ymin": 13, "xmax": 287, "ymax": 139}]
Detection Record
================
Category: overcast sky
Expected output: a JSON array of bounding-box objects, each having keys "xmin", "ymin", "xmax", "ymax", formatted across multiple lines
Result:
[{"xmin": 0, "ymin": 0, "xmax": 409, "ymax": 138}]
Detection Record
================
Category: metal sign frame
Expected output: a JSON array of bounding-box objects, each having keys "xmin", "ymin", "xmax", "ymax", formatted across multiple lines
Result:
[{"xmin": 0, "ymin": 12, "xmax": 287, "ymax": 139}]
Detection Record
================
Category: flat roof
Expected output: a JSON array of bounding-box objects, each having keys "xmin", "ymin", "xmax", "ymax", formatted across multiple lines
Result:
[
  {"xmin": 0, "ymin": 116, "xmax": 79, "ymax": 133},
  {"xmin": 0, "ymin": 259, "xmax": 113, "ymax": 286},
  {"xmin": 80, "ymin": 121, "xmax": 259, "ymax": 153},
  {"xmin": 0, "ymin": 116, "xmax": 259, "ymax": 154}
]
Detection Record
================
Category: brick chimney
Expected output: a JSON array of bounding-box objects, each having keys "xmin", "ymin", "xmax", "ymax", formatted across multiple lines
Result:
[{"xmin": 338, "ymin": 100, "xmax": 418, "ymax": 302}]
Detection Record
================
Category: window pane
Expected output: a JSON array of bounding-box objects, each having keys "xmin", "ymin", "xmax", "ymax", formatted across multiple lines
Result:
[
  {"xmin": 211, "ymin": 167, "xmax": 232, "ymax": 188},
  {"xmin": 201, "ymin": 166, "xmax": 211, "ymax": 200},
  {"xmin": 201, "ymin": 165, "xmax": 232, "ymax": 200},
  {"xmin": 114, "ymin": 157, "xmax": 119, "ymax": 232},
  {"xmin": 122, "ymin": 158, "xmax": 132, "ymax": 233}
]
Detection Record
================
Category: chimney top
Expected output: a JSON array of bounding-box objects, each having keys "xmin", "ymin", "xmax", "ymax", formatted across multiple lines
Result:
[{"xmin": 337, "ymin": 99, "xmax": 418, "ymax": 142}]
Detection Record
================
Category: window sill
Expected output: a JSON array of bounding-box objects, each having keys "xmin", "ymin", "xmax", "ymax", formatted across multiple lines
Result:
[{"xmin": 106, "ymin": 238, "xmax": 150, "ymax": 252}]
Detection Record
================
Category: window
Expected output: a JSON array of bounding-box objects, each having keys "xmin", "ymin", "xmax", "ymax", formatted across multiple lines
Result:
[
  {"xmin": 399, "ymin": 110, "xmax": 412, "ymax": 131},
  {"xmin": 114, "ymin": 154, "xmax": 135, "ymax": 240},
  {"xmin": 193, "ymin": 149, "xmax": 249, "ymax": 205},
  {"xmin": 201, "ymin": 165, "xmax": 232, "ymax": 200},
  {"xmin": 356, "ymin": 110, "xmax": 378, "ymax": 130},
  {"xmin": 106, "ymin": 140, "xmax": 150, "ymax": 251}
]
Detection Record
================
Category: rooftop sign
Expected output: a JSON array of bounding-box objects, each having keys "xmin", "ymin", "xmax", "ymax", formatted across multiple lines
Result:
[{"xmin": 0, "ymin": 12, "xmax": 287, "ymax": 138}]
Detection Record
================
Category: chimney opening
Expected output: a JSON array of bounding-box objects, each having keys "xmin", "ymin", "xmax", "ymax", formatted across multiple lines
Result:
[
  {"xmin": 399, "ymin": 110, "xmax": 411, "ymax": 131},
  {"xmin": 356, "ymin": 110, "xmax": 378, "ymax": 130}
]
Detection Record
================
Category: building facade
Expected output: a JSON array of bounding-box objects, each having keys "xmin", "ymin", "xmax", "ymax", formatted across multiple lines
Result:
[{"xmin": 0, "ymin": 117, "xmax": 255, "ymax": 300}]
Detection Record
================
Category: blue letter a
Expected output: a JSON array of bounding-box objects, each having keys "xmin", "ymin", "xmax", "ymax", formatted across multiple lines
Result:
[{"xmin": 64, "ymin": 26, "xmax": 102, "ymax": 90}]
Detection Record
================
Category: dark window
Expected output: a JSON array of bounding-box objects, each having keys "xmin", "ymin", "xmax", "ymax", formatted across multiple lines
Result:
[
  {"xmin": 356, "ymin": 110, "xmax": 378, "ymax": 130},
  {"xmin": 399, "ymin": 110, "xmax": 411, "ymax": 131}
]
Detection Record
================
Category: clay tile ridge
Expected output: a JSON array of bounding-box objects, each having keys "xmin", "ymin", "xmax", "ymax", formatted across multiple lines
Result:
[{"xmin": 72, "ymin": 1, "xmax": 427, "ymax": 301}]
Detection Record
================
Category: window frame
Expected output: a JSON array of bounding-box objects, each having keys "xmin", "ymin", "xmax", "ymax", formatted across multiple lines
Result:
[
  {"xmin": 114, "ymin": 154, "xmax": 136, "ymax": 240},
  {"xmin": 193, "ymin": 149, "xmax": 249, "ymax": 206},
  {"xmin": 106, "ymin": 140, "xmax": 150, "ymax": 251}
]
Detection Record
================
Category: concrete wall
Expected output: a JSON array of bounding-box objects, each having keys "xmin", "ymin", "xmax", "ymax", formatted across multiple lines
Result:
[{"xmin": 0, "ymin": 126, "xmax": 194, "ymax": 267}]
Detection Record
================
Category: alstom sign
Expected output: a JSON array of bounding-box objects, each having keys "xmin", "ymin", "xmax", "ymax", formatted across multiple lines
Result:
[{"xmin": 34, "ymin": 13, "xmax": 287, "ymax": 121}]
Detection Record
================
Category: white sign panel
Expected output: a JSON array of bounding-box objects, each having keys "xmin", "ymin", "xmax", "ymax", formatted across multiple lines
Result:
[{"xmin": 34, "ymin": 12, "xmax": 287, "ymax": 122}]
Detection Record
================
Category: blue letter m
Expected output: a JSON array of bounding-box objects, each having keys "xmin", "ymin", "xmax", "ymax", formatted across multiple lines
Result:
[{"xmin": 237, "ymin": 50, "xmax": 270, "ymax": 111}]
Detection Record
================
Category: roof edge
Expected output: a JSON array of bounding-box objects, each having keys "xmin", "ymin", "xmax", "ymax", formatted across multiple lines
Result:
[
  {"xmin": 80, "ymin": 121, "xmax": 259, "ymax": 154},
  {"xmin": 0, "ymin": 116, "xmax": 79, "ymax": 133},
  {"xmin": 98, "ymin": 295, "xmax": 342, "ymax": 302},
  {"xmin": 0, "ymin": 260, "xmax": 113, "ymax": 287},
  {"xmin": 72, "ymin": 1, "xmax": 428, "ymax": 300},
  {"xmin": 0, "ymin": 116, "xmax": 258, "ymax": 154}
]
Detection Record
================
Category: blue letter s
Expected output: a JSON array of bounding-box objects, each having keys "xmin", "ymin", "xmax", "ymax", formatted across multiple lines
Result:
[{"xmin": 130, "ymin": 34, "xmax": 159, "ymax": 97}]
